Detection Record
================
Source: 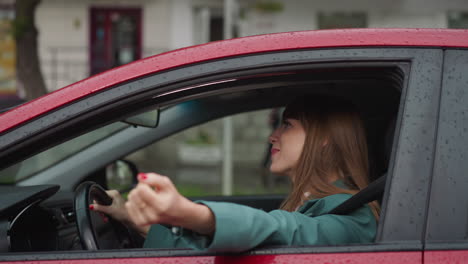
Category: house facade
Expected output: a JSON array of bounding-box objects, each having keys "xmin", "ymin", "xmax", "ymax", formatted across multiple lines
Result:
[{"xmin": 0, "ymin": 0, "xmax": 467, "ymax": 93}]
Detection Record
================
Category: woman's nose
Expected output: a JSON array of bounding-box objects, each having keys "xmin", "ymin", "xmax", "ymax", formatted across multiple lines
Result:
[{"xmin": 269, "ymin": 128, "xmax": 280, "ymax": 144}]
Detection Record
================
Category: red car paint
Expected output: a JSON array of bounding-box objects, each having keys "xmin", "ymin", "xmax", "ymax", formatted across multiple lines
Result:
[
  {"xmin": 425, "ymin": 250, "xmax": 468, "ymax": 264},
  {"xmin": 0, "ymin": 251, "xmax": 422, "ymax": 264},
  {"xmin": 1, "ymin": 28, "xmax": 468, "ymax": 133}
]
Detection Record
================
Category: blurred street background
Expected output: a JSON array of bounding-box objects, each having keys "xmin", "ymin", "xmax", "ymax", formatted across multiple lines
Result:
[{"xmin": 1, "ymin": 0, "xmax": 467, "ymax": 196}]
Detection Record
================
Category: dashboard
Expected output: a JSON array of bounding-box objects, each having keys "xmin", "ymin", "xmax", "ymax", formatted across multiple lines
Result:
[
  {"xmin": 0, "ymin": 185, "xmax": 82, "ymax": 252},
  {"xmin": 0, "ymin": 184, "xmax": 285, "ymax": 253}
]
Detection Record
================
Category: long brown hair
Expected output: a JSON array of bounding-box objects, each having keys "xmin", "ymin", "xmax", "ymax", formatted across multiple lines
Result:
[{"xmin": 279, "ymin": 95, "xmax": 380, "ymax": 219}]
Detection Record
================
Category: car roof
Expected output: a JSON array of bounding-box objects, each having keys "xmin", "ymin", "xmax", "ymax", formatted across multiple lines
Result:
[{"xmin": 1, "ymin": 28, "xmax": 467, "ymax": 133}]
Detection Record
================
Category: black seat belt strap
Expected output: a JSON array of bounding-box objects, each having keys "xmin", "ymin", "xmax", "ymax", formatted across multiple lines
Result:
[{"xmin": 327, "ymin": 174, "xmax": 387, "ymax": 215}]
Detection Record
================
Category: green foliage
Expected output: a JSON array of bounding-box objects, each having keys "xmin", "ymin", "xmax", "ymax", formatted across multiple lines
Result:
[
  {"xmin": 11, "ymin": 16, "xmax": 31, "ymax": 39},
  {"xmin": 254, "ymin": 1, "xmax": 284, "ymax": 14},
  {"xmin": 12, "ymin": 0, "xmax": 40, "ymax": 40},
  {"xmin": 177, "ymin": 184, "xmax": 213, "ymax": 197},
  {"xmin": 177, "ymin": 183, "xmax": 289, "ymax": 197},
  {"xmin": 185, "ymin": 130, "xmax": 216, "ymax": 145},
  {"xmin": 0, "ymin": 175, "xmax": 15, "ymax": 184}
]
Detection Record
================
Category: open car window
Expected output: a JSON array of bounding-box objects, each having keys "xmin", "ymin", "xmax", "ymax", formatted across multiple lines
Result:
[{"xmin": 123, "ymin": 108, "xmax": 290, "ymax": 197}]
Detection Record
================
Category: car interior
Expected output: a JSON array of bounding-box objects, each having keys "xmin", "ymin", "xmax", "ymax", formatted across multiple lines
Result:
[{"xmin": 0, "ymin": 63, "xmax": 404, "ymax": 256}]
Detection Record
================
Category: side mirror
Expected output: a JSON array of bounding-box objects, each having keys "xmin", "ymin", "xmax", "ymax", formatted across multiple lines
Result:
[
  {"xmin": 123, "ymin": 109, "xmax": 160, "ymax": 128},
  {"xmin": 105, "ymin": 160, "xmax": 138, "ymax": 192}
]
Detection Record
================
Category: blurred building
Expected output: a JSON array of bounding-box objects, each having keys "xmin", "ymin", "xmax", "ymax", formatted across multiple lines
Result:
[
  {"xmin": 0, "ymin": 0, "xmax": 467, "ymax": 92},
  {"xmin": 0, "ymin": 0, "xmax": 18, "ymax": 108}
]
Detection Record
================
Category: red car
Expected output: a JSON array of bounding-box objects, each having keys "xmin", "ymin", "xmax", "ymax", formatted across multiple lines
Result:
[{"xmin": 0, "ymin": 28, "xmax": 467, "ymax": 263}]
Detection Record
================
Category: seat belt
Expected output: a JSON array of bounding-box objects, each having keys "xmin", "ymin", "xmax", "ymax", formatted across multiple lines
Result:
[{"xmin": 327, "ymin": 174, "xmax": 387, "ymax": 215}]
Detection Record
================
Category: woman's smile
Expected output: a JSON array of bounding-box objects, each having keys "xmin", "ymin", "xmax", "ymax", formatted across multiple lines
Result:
[{"xmin": 271, "ymin": 148, "xmax": 280, "ymax": 156}]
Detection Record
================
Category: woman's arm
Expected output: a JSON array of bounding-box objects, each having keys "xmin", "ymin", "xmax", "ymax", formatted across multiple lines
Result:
[{"xmin": 178, "ymin": 196, "xmax": 376, "ymax": 252}]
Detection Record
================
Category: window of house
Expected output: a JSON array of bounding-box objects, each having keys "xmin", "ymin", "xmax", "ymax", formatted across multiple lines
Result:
[
  {"xmin": 448, "ymin": 11, "xmax": 468, "ymax": 28},
  {"xmin": 317, "ymin": 12, "xmax": 367, "ymax": 29}
]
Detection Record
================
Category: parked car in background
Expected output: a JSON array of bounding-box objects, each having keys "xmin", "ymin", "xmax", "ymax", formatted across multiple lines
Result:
[{"xmin": 0, "ymin": 28, "xmax": 467, "ymax": 263}]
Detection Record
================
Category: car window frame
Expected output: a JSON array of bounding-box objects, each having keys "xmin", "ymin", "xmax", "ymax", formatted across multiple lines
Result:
[
  {"xmin": 425, "ymin": 48, "xmax": 468, "ymax": 252},
  {"xmin": 377, "ymin": 48, "xmax": 443, "ymax": 246},
  {"xmin": 19, "ymin": 63, "xmax": 400, "ymax": 189}
]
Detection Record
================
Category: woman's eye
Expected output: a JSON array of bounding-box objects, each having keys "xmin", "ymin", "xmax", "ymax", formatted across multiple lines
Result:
[{"xmin": 282, "ymin": 121, "xmax": 292, "ymax": 128}]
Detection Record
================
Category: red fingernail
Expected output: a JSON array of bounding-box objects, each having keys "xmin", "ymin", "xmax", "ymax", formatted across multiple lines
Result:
[
  {"xmin": 89, "ymin": 204, "xmax": 94, "ymax": 210},
  {"xmin": 138, "ymin": 173, "xmax": 147, "ymax": 180}
]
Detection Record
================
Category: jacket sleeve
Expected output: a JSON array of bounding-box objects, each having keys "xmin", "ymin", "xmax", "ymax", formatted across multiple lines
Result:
[
  {"xmin": 144, "ymin": 194, "xmax": 376, "ymax": 252},
  {"xmin": 197, "ymin": 195, "xmax": 376, "ymax": 252}
]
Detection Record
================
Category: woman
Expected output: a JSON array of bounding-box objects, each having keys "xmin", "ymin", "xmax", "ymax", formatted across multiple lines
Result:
[{"xmin": 91, "ymin": 95, "xmax": 379, "ymax": 252}]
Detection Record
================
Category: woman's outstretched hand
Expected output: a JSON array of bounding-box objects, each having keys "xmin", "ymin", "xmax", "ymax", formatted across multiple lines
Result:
[
  {"xmin": 126, "ymin": 173, "xmax": 215, "ymax": 236},
  {"xmin": 90, "ymin": 189, "xmax": 150, "ymax": 236}
]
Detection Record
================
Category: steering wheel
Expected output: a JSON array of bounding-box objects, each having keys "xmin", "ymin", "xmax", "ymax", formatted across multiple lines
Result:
[{"xmin": 74, "ymin": 181, "xmax": 143, "ymax": 250}]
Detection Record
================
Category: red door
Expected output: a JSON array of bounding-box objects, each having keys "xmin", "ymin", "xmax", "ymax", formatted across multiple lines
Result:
[
  {"xmin": 0, "ymin": 251, "xmax": 422, "ymax": 264},
  {"xmin": 425, "ymin": 250, "xmax": 468, "ymax": 264},
  {"xmin": 90, "ymin": 7, "xmax": 142, "ymax": 75}
]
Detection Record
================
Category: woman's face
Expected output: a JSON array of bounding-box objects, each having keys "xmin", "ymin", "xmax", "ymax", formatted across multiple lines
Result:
[{"xmin": 269, "ymin": 118, "xmax": 306, "ymax": 178}]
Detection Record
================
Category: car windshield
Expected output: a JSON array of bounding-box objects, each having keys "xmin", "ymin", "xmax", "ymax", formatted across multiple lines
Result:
[{"xmin": 0, "ymin": 122, "xmax": 128, "ymax": 184}]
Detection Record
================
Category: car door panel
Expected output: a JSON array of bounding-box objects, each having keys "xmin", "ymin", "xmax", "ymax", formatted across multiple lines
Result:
[
  {"xmin": 0, "ymin": 47, "xmax": 445, "ymax": 263},
  {"xmin": 424, "ymin": 49, "xmax": 468, "ymax": 262},
  {"xmin": 425, "ymin": 250, "xmax": 468, "ymax": 264},
  {"xmin": 0, "ymin": 248, "xmax": 422, "ymax": 264}
]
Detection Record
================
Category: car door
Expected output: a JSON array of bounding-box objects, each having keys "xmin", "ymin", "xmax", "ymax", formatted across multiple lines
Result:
[
  {"xmin": 424, "ymin": 48, "xmax": 468, "ymax": 263},
  {"xmin": 0, "ymin": 47, "xmax": 443, "ymax": 263}
]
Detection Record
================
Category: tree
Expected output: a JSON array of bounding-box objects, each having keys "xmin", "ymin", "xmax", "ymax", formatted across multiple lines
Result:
[{"xmin": 14, "ymin": 0, "xmax": 47, "ymax": 100}]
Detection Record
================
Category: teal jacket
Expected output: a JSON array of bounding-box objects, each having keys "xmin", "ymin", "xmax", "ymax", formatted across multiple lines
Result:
[{"xmin": 144, "ymin": 193, "xmax": 377, "ymax": 252}]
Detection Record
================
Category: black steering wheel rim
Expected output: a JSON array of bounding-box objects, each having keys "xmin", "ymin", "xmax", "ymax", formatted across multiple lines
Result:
[{"xmin": 74, "ymin": 181, "xmax": 139, "ymax": 250}]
